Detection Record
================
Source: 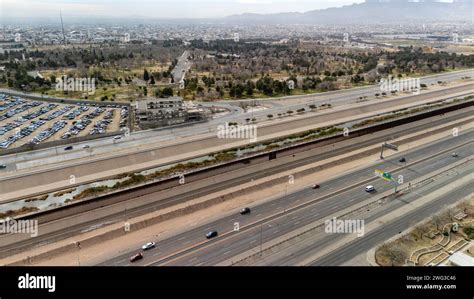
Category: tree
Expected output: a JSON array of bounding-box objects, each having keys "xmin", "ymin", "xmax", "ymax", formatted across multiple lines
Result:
[
  {"xmin": 161, "ymin": 87, "xmax": 173, "ymax": 97},
  {"xmin": 143, "ymin": 69, "xmax": 150, "ymax": 82},
  {"xmin": 150, "ymin": 76, "xmax": 155, "ymax": 85}
]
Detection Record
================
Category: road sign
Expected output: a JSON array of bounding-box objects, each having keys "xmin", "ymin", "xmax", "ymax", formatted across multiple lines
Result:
[
  {"xmin": 374, "ymin": 169, "xmax": 394, "ymax": 182},
  {"xmin": 384, "ymin": 143, "xmax": 398, "ymax": 151}
]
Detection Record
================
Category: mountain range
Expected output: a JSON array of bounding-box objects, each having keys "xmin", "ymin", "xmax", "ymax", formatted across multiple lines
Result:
[{"xmin": 224, "ymin": 1, "xmax": 474, "ymax": 25}]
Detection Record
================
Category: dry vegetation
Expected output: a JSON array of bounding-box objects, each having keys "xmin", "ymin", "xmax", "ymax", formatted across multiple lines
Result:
[{"xmin": 376, "ymin": 197, "xmax": 474, "ymax": 266}]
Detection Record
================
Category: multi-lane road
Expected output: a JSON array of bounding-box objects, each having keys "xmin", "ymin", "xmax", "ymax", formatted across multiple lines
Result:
[
  {"xmin": 2, "ymin": 104, "xmax": 471, "ymax": 261},
  {"xmin": 98, "ymin": 127, "xmax": 474, "ymax": 266},
  {"xmin": 1, "ymin": 81, "xmax": 473, "ymax": 202}
]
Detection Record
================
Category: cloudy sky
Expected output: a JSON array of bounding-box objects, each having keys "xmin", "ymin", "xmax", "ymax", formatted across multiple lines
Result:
[{"xmin": 2, "ymin": 0, "xmax": 370, "ymax": 19}]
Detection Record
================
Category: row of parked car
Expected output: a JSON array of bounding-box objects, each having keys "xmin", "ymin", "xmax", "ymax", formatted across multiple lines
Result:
[
  {"xmin": 0, "ymin": 96, "xmax": 27, "ymax": 114},
  {"xmin": 0, "ymin": 120, "xmax": 47, "ymax": 149},
  {"xmin": 0, "ymin": 102, "xmax": 74, "ymax": 148},
  {"xmin": 61, "ymin": 107, "xmax": 107, "ymax": 139},
  {"xmin": 0, "ymin": 93, "xmax": 128, "ymax": 150},
  {"xmin": 28, "ymin": 120, "xmax": 67, "ymax": 144},
  {"xmin": 16, "ymin": 103, "xmax": 58, "ymax": 125},
  {"xmin": 0, "ymin": 101, "xmax": 49, "ymax": 136},
  {"xmin": 63, "ymin": 106, "xmax": 88, "ymax": 120},
  {"xmin": 43, "ymin": 105, "xmax": 75, "ymax": 121},
  {"xmin": 90, "ymin": 119, "xmax": 111, "ymax": 135},
  {"xmin": 0, "ymin": 100, "xmax": 41, "ymax": 121},
  {"xmin": 119, "ymin": 107, "xmax": 129, "ymax": 128}
]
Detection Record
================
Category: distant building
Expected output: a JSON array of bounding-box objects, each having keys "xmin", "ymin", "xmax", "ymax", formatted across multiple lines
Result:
[{"xmin": 135, "ymin": 97, "xmax": 207, "ymax": 129}]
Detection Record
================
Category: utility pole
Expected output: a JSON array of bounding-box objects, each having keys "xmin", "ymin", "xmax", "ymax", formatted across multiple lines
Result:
[{"xmin": 60, "ymin": 10, "xmax": 66, "ymax": 45}]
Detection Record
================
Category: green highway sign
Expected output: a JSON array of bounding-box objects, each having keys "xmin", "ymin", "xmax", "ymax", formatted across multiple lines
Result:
[{"xmin": 374, "ymin": 169, "xmax": 394, "ymax": 182}]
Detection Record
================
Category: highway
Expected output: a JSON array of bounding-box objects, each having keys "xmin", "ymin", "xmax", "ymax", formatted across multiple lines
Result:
[
  {"xmin": 215, "ymin": 69, "xmax": 474, "ymax": 108},
  {"xmin": 309, "ymin": 173, "xmax": 474, "ymax": 266},
  {"xmin": 96, "ymin": 128, "xmax": 474, "ymax": 266},
  {"xmin": 170, "ymin": 51, "xmax": 191, "ymax": 83},
  {"xmin": 3, "ymin": 107, "xmax": 471, "ymax": 258},
  {"xmin": 1, "ymin": 83, "xmax": 473, "ymax": 202}
]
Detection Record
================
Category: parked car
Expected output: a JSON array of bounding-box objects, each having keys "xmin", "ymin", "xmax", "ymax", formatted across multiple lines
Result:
[
  {"xmin": 141, "ymin": 242, "xmax": 156, "ymax": 251},
  {"xmin": 206, "ymin": 231, "xmax": 218, "ymax": 239},
  {"xmin": 240, "ymin": 207, "xmax": 251, "ymax": 215},
  {"xmin": 130, "ymin": 253, "xmax": 143, "ymax": 263}
]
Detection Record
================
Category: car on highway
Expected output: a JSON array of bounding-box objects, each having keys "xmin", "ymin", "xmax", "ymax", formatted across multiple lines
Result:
[
  {"xmin": 0, "ymin": 164, "xmax": 6, "ymax": 169},
  {"xmin": 130, "ymin": 253, "xmax": 143, "ymax": 263},
  {"xmin": 399, "ymin": 157, "xmax": 406, "ymax": 163},
  {"xmin": 206, "ymin": 231, "xmax": 218, "ymax": 239},
  {"xmin": 452, "ymin": 152, "xmax": 459, "ymax": 157},
  {"xmin": 240, "ymin": 207, "xmax": 251, "ymax": 215},
  {"xmin": 365, "ymin": 185, "xmax": 376, "ymax": 192},
  {"xmin": 83, "ymin": 145, "xmax": 90, "ymax": 149},
  {"xmin": 141, "ymin": 242, "xmax": 156, "ymax": 251},
  {"xmin": 113, "ymin": 136, "xmax": 122, "ymax": 140},
  {"xmin": 64, "ymin": 146, "xmax": 73, "ymax": 151},
  {"xmin": 312, "ymin": 184, "xmax": 321, "ymax": 189}
]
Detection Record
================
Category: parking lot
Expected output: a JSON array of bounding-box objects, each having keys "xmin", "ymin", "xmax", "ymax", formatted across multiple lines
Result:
[{"xmin": 0, "ymin": 94, "xmax": 129, "ymax": 150}]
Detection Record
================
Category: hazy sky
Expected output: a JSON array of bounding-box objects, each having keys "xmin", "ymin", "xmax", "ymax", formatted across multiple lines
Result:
[{"xmin": 2, "ymin": 0, "xmax": 369, "ymax": 19}]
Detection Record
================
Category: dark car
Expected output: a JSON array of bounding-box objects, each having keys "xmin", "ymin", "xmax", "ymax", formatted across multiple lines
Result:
[
  {"xmin": 240, "ymin": 207, "xmax": 251, "ymax": 215},
  {"xmin": 312, "ymin": 184, "xmax": 321, "ymax": 189},
  {"xmin": 130, "ymin": 253, "xmax": 143, "ymax": 263},
  {"xmin": 399, "ymin": 157, "xmax": 406, "ymax": 163},
  {"xmin": 64, "ymin": 146, "xmax": 73, "ymax": 151},
  {"xmin": 0, "ymin": 164, "xmax": 6, "ymax": 169},
  {"xmin": 206, "ymin": 231, "xmax": 218, "ymax": 239}
]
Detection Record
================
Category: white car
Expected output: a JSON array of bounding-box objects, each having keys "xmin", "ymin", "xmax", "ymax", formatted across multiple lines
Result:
[
  {"xmin": 141, "ymin": 242, "xmax": 156, "ymax": 251},
  {"xmin": 113, "ymin": 136, "xmax": 122, "ymax": 140},
  {"xmin": 365, "ymin": 185, "xmax": 375, "ymax": 192}
]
